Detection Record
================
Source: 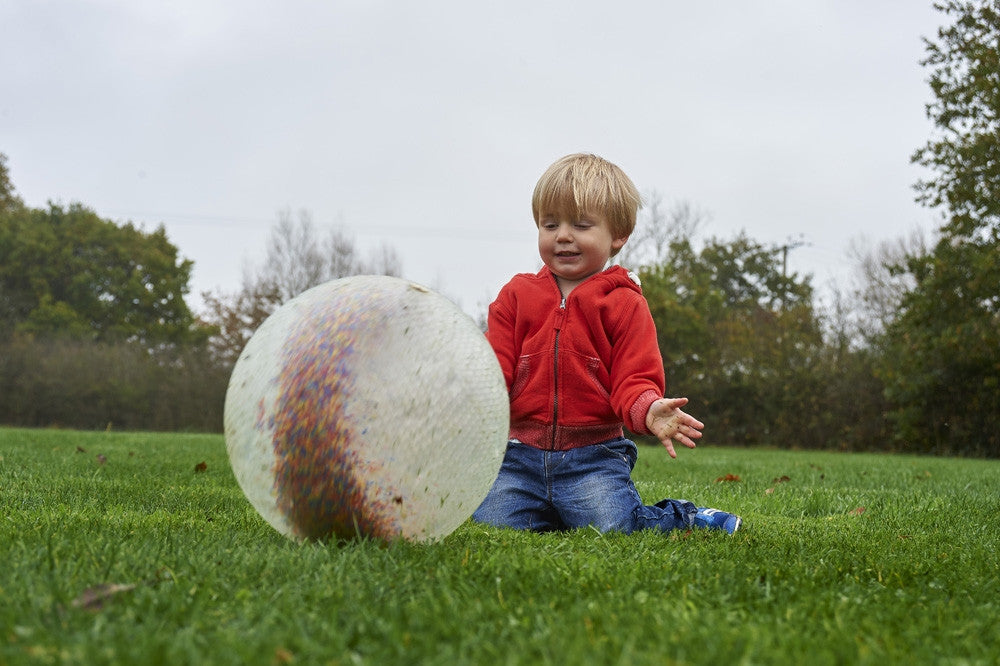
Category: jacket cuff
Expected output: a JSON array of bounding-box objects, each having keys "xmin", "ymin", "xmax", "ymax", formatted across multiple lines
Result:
[{"xmin": 628, "ymin": 389, "xmax": 662, "ymax": 434}]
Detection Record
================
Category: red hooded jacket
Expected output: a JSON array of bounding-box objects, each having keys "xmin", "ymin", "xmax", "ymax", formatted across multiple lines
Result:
[{"xmin": 486, "ymin": 265, "xmax": 665, "ymax": 450}]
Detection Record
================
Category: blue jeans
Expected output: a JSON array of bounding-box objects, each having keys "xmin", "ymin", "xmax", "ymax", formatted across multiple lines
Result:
[{"xmin": 472, "ymin": 438, "xmax": 697, "ymax": 533}]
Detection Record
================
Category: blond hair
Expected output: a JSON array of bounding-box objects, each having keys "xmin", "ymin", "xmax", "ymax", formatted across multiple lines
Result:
[{"xmin": 531, "ymin": 153, "xmax": 642, "ymax": 243}]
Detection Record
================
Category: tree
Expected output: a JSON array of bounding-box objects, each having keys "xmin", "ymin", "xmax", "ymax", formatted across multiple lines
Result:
[
  {"xmin": 912, "ymin": 1, "xmax": 1000, "ymax": 228},
  {"xmin": 878, "ymin": 1, "xmax": 1000, "ymax": 455},
  {"xmin": 0, "ymin": 334, "xmax": 229, "ymax": 431},
  {"xmin": 0, "ymin": 155, "xmax": 225, "ymax": 430},
  {"xmin": 200, "ymin": 209, "xmax": 403, "ymax": 364},
  {"xmin": 0, "ymin": 203, "xmax": 200, "ymax": 345},
  {"xmin": 839, "ymin": 230, "xmax": 927, "ymax": 347},
  {"xmin": 200, "ymin": 279, "xmax": 281, "ymax": 367},
  {"xmin": 638, "ymin": 231, "xmax": 825, "ymax": 447},
  {"xmin": 0, "ymin": 153, "xmax": 22, "ymax": 213},
  {"xmin": 250, "ymin": 208, "xmax": 402, "ymax": 303},
  {"xmin": 0, "ymin": 167, "xmax": 200, "ymax": 346},
  {"xmin": 0, "ymin": 153, "xmax": 23, "ymax": 330},
  {"xmin": 615, "ymin": 192, "xmax": 705, "ymax": 269}
]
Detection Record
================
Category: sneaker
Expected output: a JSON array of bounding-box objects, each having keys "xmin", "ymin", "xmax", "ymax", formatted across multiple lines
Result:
[{"xmin": 694, "ymin": 507, "xmax": 742, "ymax": 534}]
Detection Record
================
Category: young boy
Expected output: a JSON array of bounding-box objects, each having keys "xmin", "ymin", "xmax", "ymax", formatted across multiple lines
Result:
[{"xmin": 472, "ymin": 153, "xmax": 742, "ymax": 534}]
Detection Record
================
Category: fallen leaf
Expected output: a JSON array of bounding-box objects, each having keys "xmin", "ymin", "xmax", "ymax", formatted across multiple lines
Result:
[
  {"xmin": 849, "ymin": 506, "xmax": 866, "ymax": 516},
  {"xmin": 772, "ymin": 475, "xmax": 791, "ymax": 484},
  {"xmin": 273, "ymin": 647, "xmax": 295, "ymax": 664},
  {"xmin": 96, "ymin": 454, "xmax": 107, "ymax": 465},
  {"xmin": 764, "ymin": 487, "xmax": 775, "ymax": 495},
  {"xmin": 72, "ymin": 583, "xmax": 137, "ymax": 611},
  {"xmin": 194, "ymin": 461, "xmax": 208, "ymax": 473},
  {"xmin": 76, "ymin": 446, "xmax": 86, "ymax": 453},
  {"xmin": 714, "ymin": 474, "xmax": 741, "ymax": 483}
]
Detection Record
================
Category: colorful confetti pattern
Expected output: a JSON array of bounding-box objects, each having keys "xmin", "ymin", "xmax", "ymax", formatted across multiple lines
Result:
[{"xmin": 265, "ymin": 292, "xmax": 400, "ymax": 541}]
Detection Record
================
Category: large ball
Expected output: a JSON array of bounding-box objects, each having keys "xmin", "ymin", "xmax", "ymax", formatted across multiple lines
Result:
[{"xmin": 224, "ymin": 276, "xmax": 508, "ymax": 543}]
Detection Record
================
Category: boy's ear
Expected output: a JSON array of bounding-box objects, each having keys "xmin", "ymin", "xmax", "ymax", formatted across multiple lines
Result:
[{"xmin": 612, "ymin": 235, "xmax": 629, "ymax": 251}]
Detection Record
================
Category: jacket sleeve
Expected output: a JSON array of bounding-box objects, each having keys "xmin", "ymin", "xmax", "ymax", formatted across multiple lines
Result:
[
  {"xmin": 607, "ymin": 292, "xmax": 665, "ymax": 434},
  {"xmin": 484, "ymin": 284, "xmax": 518, "ymax": 392}
]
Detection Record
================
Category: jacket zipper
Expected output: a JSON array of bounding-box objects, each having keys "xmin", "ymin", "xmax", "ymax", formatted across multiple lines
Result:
[{"xmin": 550, "ymin": 295, "xmax": 566, "ymax": 450}]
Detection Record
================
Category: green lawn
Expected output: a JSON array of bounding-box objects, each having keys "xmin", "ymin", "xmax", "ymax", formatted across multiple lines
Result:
[{"xmin": 2, "ymin": 427, "xmax": 998, "ymax": 665}]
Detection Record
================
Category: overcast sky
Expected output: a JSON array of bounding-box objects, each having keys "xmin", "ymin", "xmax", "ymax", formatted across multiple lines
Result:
[{"xmin": 2, "ymin": 1, "xmax": 945, "ymax": 316}]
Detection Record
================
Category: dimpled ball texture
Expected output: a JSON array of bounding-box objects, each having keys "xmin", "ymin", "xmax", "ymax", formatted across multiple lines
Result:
[{"xmin": 224, "ymin": 276, "xmax": 509, "ymax": 543}]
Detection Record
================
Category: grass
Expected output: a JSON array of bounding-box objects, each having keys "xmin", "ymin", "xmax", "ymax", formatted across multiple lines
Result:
[{"xmin": 1, "ymin": 427, "xmax": 998, "ymax": 665}]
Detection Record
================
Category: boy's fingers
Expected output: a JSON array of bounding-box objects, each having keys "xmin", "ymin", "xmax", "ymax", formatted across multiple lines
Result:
[
  {"xmin": 678, "ymin": 434, "xmax": 697, "ymax": 449},
  {"xmin": 663, "ymin": 396, "xmax": 688, "ymax": 410},
  {"xmin": 682, "ymin": 425, "xmax": 703, "ymax": 439},
  {"xmin": 674, "ymin": 409, "xmax": 703, "ymax": 429},
  {"xmin": 685, "ymin": 416, "xmax": 705, "ymax": 430},
  {"xmin": 663, "ymin": 432, "xmax": 698, "ymax": 457}
]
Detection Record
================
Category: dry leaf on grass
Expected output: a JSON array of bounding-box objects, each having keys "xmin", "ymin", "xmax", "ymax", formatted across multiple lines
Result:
[
  {"xmin": 273, "ymin": 647, "xmax": 295, "ymax": 664},
  {"xmin": 71, "ymin": 583, "xmax": 137, "ymax": 611},
  {"xmin": 71, "ymin": 569, "xmax": 172, "ymax": 612},
  {"xmin": 765, "ymin": 476, "xmax": 791, "ymax": 494}
]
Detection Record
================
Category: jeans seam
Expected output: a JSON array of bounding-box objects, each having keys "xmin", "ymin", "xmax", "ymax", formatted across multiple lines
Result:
[{"xmin": 543, "ymin": 451, "xmax": 553, "ymax": 506}]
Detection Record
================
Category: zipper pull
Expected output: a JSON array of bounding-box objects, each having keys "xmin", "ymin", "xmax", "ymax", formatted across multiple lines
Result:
[{"xmin": 554, "ymin": 296, "xmax": 566, "ymax": 330}]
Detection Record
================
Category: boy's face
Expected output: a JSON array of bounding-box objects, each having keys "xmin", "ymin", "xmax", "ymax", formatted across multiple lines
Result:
[{"xmin": 537, "ymin": 210, "xmax": 628, "ymax": 293}]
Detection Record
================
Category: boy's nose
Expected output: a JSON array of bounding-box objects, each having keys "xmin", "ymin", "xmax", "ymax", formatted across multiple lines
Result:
[{"xmin": 555, "ymin": 223, "xmax": 573, "ymax": 241}]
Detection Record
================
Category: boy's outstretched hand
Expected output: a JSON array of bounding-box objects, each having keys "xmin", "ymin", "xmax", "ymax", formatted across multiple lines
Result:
[{"xmin": 645, "ymin": 397, "xmax": 704, "ymax": 459}]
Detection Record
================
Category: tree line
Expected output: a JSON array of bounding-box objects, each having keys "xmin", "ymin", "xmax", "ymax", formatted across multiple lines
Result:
[
  {"xmin": 0, "ymin": 170, "xmax": 399, "ymax": 432},
  {"xmin": 0, "ymin": 1, "xmax": 996, "ymax": 455}
]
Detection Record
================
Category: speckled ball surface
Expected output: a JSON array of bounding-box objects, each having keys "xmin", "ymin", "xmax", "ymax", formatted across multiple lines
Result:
[{"xmin": 224, "ymin": 276, "xmax": 509, "ymax": 543}]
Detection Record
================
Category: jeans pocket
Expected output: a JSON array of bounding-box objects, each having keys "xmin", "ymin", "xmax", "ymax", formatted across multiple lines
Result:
[{"xmin": 596, "ymin": 439, "xmax": 637, "ymax": 471}]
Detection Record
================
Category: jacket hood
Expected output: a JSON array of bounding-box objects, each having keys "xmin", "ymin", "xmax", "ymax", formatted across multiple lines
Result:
[{"xmin": 537, "ymin": 265, "xmax": 643, "ymax": 299}]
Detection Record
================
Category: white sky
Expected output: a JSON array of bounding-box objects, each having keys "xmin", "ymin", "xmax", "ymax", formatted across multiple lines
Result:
[{"xmin": 1, "ymin": 1, "xmax": 944, "ymax": 317}]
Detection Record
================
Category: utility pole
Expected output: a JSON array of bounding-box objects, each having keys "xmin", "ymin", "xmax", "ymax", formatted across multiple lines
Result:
[
  {"xmin": 779, "ymin": 235, "xmax": 808, "ymax": 279},
  {"xmin": 777, "ymin": 235, "xmax": 809, "ymax": 309}
]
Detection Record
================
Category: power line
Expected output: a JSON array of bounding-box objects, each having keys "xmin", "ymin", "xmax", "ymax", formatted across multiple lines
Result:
[
  {"xmin": 101, "ymin": 208, "xmax": 527, "ymax": 241},
  {"xmin": 778, "ymin": 234, "xmax": 811, "ymax": 279}
]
